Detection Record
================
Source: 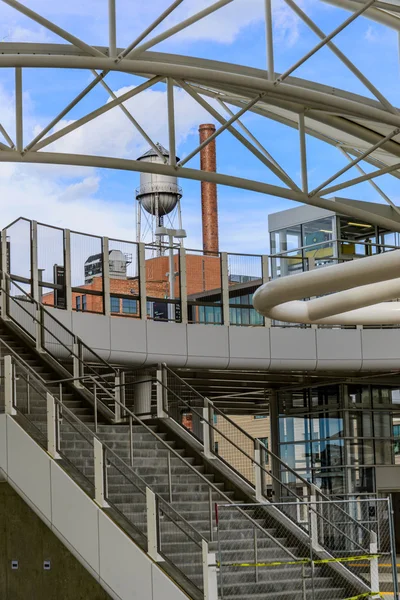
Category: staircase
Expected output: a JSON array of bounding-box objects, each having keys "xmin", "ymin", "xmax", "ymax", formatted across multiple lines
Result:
[{"xmin": 0, "ymin": 278, "xmax": 372, "ymax": 599}]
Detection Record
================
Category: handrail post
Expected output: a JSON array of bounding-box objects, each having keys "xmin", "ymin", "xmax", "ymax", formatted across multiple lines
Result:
[
  {"xmin": 156, "ymin": 365, "xmax": 168, "ymax": 419},
  {"xmin": 262, "ymin": 254, "xmax": 271, "ymax": 327},
  {"xmin": 114, "ymin": 371, "xmax": 121, "ymax": 423},
  {"xmin": 146, "ymin": 488, "xmax": 160, "ymax": 561},
  {"xmin": 32, "ymin": 221, "xmax": 45, "ymax": 351},
  {"xmin": 254, "ymin": 439, "xmax": 264, "ymax": 502},
  {"xmin": 310, "ymin": 484, "xmax": 322, "ymax": 551},
  {"xmin": 4, "ymin": 355, "xmax": 16, "ymax": 415},
  {"xmin": 138, "ymin": 242, "xmax": 147, "ymax": 320},
  {"xmin": 221, "ymin": 252, "xmax": 230, "ymax": 326},
  {"xmin": 102, "ymin": 236, "xmax": 110, "ymax": 317},
  {"xmin": 203, "ymin": 398, "xmax": 214, "ymax": 459},
  {"xmin": 179, "ymin": 247, "xmax": 188, "ymax": 324},
  {"xmin": 269, "ymin": 390, "xmax": 281, "ymax": 501},
  {"xmin": 64, "ymin": 229, "xmax": 72, "ymax": 311},
  {"xmin": 120, "ymin": 370, "xmax": 126, "ymax": 419},
  {"xmin": 94, "ymin": 438, "xmax": 109, "ymax": 508},
  {"xmin": 72, "ymin": 339, "xmax": 84, "ymax": 389},
  {"xmin": 202, "ymin": 539, "xmax": 218, "ymax": 600},
  {"xmin": 1, "ymin": 230, "xmax": 10, "ymax": 320},
  {"xmin": 370, "ymin": 530, "xmax": 379, "ymax": 595},
  {"xmin": 47, "ymin": 392, "xmax": 60, "ymax": 459}
]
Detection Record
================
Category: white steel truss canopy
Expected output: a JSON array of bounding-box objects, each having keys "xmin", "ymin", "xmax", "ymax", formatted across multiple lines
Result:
[{"xmin": 1, "ymin": 0, "xmax": 400, "ymax": 230}]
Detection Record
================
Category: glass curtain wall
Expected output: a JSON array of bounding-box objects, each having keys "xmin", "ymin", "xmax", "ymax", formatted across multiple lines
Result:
[
  {"xmin": 278, "ymin": 384, "xmax": 400, "ymax": 496},
  {"xmin": 270, "ymin": 216, "xmax": 400, "ymax": 279}
]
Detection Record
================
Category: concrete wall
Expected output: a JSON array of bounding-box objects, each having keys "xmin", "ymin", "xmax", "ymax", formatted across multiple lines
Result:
[
  {"xmin": 43, "ymin": 307, "xmax": 400, "ymax": 371},
  {"xmin": 0, "ymin": 483, "xmax": 111, "ymax": 600},
  {"xmin": 0, "ymin": 415, "xmax": 189, "ymax": 600}
]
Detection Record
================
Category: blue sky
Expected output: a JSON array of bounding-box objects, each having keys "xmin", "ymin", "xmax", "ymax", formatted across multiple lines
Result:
[{"xmin": 0, "ymin": 0, "xmax": 398, "ymax": 254}]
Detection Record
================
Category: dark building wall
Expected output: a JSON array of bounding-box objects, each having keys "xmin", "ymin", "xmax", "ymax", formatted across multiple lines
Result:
[{"xmin": 0, "ymin": 483, "xmax": 110, "ymax": 600}]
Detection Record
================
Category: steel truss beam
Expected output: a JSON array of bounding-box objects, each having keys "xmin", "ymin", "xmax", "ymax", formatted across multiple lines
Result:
[
  {"xmin": 0, "ymin": 0, "xmax": 399, "ymax": 229},
  {"xmin": 1, "ymin": 149, "xmax": 400, "ymax": 234}
]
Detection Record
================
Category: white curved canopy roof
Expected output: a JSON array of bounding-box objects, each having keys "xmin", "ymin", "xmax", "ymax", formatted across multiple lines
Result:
[{"xmin": 0, "ymin": 0, "xmax": 399, "ymax": 231}]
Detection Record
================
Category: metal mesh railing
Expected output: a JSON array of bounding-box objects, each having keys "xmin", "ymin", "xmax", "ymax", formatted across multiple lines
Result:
[
  {"xmin": 157, "ymin": 496, "xmax": 204, "ymax": 591},
  {"xmin": 217, "ymin": 500, "xmax": 397, "ymax": 600}
]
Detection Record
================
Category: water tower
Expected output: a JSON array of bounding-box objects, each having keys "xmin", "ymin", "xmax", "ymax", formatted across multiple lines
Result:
[{"xmin": 135, "ymin": 143, "xmax": 184, "ymax": 253}]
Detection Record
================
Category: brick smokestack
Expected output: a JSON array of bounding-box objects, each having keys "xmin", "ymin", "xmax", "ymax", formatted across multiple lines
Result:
[{"xmin": 199, "ymin": 124, "xmax": 219, "ymax": 255}]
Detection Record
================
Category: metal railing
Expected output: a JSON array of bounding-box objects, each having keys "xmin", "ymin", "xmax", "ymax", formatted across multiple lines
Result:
[
  {"xmin": 5, "ymin": 216, "xmax": 400, "ymax": 330},
  {"xmin": 161, "ymin": 365, "xmax": 372, "ymax": 547},
  {"xmin": 217, "ymin": 500, "xmax": 398, "ymax": 600},
  {"xmin": 2, "ymin": 346, "xmax": 377, "ymax": 598},
  {"xmin": 1, "ymin": 270, "xmax": 123, "ymax": 420},
  {"xmin": 4, "ymin": 351, "xmax": 209, "ymax": 596},
  {"xmin": 2, "ymin": 348, "xmax": 318, "ymax": 598}
]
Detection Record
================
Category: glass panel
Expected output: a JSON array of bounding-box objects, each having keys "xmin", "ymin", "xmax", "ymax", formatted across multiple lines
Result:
[
  {"xmin": 145, "ymin": 244, "xmax": 181, "ymax": 322},
  {"xmin": 185, "ymin": 249, "xmax": 222, "ymax": 325},
  {"xmin": 375, "ymin": 440, "xmax": 393, "ymax": 465},
  {"xmin": 373, "ymin": 412, "xmax": 392, "ymax": 438},
  {"xmin": 70, "ymin": 231, "xmax": 104, "ymax": 314},
  {"xmin": 7, "ymin": 218, "xmax": 32, "ymax": 282},
  {"xmin": 312, "ymin": 439, "xmax": 344, "ymax": 470},
  {"xmin": 347, "ymin": 385, "xmax": 371, "ymax": 408},
  {"xmin": 310, "ymin": 413, "xmax": 343, "ymax": 441},
  {"xmin": 347, "ymin": 441, "xmax": 375, "ymax": 465},
  {"xmin": 280, "ymin": 416, "xmax": 310, "ymax": 443},
  {"xmin": 227, "ymin": 253, "xmax": 264, "ymax": 327},
  {"xmin": 313, "ymin": 468, "xmax": 345, "ymax": 495},
  {"xmin": 280, "ymin": 443, "xmax": 310, "ymax": 472},
  {"xmin": 348, "ymin": 412, "xmax": 373, "ymax": 439},
  {"xmin": 302, "ymin": 217, "xmax": 335, "ymax": 261},
  {"xmin": 108, "ymin": 239, "xmax": 140, "ymax": 318},
  {"xmin": 348, "ymin": 466, "xmax": 375, "ymax": 494},
  {"xmin": 37, "ymin": 224, "xmax": 65, "ymax": 308},
  {"xmin": 339, "ymin": 217, "xmax": 377, "ymax": 258}
]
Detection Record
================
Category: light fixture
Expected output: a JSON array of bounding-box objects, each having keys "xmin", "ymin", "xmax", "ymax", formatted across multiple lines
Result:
[{"xmin": 347, "ymin": 222, "xmax": 372, "ymax": 228}]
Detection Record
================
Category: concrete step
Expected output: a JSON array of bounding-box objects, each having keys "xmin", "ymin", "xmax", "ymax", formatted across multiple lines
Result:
[{"xmin": 222, "ymin": 588, "xmax": 346, "ymax": 600}]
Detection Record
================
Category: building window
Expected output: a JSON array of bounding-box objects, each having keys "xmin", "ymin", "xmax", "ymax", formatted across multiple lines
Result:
[
  {"xmin": 82, "ymin": 295, "xmax": 87, "ymax": 311},
  {"xmin": 255, "ymin": 415, "xmax": 267, "ymax": 419},
  {"xmin": 122, "ymin": 298, "xmax": 137, "ymax": 314},
  {"xmin": 214, "ymin": 441, "xmax": 219, "ymax": 455},
  {"xmin": 213, "ymin": 414, "xmax": 218, "ymax": 424},
  {"xmin": 110, "ymin": 296, "xmax": 120, "ymax": 313},
  {"xmin": 76, "ymin": 296, "xmax": 81, "ymax": 311}
]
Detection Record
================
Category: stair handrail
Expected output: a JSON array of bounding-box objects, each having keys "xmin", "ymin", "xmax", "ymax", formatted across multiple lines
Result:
[
  {"xmin": 10, "ymin": 357, "xmax": 207, "ymax": 595},
  {"xmin": 0, "ymin": 272, "xmax": 118, "ymax": 403},
  {"xmin": 8, "ymin": 351, "xmax": 370, "ymax": 595},
  {"xmin": 74, "ymin": 373, "xmax": 299, "ymax": 559},
  {"xmin": 161, "ymin": 364, "xmax": 372, "ymax": 541},
  {"xmin": 9, "ymin": 350, "xmax": 298, "ymax": 564}
]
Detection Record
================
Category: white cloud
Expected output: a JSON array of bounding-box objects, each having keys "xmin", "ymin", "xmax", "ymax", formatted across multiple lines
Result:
[
  {"xmin": 152, "ymin": 0, "xmax": 305, "ymax": 46},
  {"xmin": 0, "ymin": 0, "xmax": 304, "ymax": 49},
  {"xmin": 6, "ymin": 25, "xmax": 51, "ymax": 43},
  {"xmin": 365, "ymin": 25, "xmax": 381, "ymax": 44}
]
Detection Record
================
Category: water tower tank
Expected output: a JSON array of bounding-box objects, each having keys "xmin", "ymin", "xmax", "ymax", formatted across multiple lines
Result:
[{"xmin": 136, "ymin": 143, "xmax": 182, "ymax": 217}]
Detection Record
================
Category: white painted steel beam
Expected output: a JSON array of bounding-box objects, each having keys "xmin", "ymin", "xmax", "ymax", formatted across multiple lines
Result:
[
  {"xmin": 283, "ymin": 0, "xmax": 395, "ymax": 113},
  {"xmin": 2, "ymin": 149, "xmax": 400, "ymax": 232}
]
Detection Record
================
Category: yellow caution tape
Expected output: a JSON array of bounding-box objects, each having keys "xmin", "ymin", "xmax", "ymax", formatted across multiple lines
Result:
[
  {"xmin": 217, "ymin": 554, "xmax": 380, "ymax": 569},
  {"xmin": 343, "ymin": 594, "xmax": 382, "ymax": 600}
]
